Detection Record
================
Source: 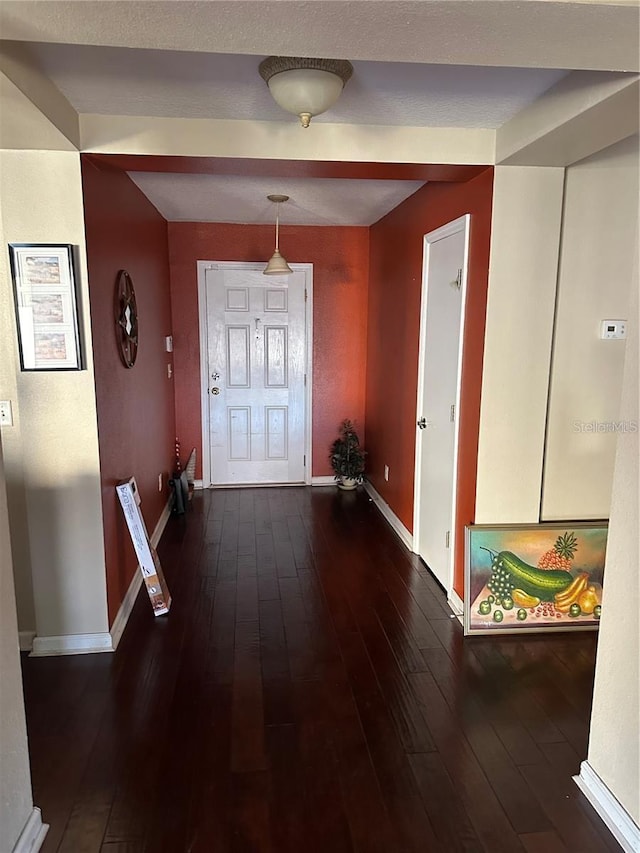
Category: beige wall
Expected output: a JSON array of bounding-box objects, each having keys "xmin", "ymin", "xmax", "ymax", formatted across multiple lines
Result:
[
  {"xmin": 543, "ymin": 135, "xmax": 640, "ymax": 519},
  {"xmin": 0, "ymin": 436, "xmax": 37, "ymax": 851},
  {"xmin": 475, "ymin": 165, "xmax": 565, "ymax": 523},
  {"xmin": 0, "ymin": 149, "xmax": 109, "ymax": 641},
  {"xmin": 587, "ymin": 253, "xmax": 639, "ymax": 825}
]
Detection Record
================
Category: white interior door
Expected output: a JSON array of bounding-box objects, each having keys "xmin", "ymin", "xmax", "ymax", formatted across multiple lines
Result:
[
  {"xmin": 202, "ymin": 263, "xmax": 309, "ymax": 485},
  {"xmin": 414, "ymin": 216, "xmax": 469, "ymax": 591}
]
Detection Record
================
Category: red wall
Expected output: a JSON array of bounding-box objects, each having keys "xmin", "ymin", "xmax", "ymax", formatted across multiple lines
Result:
[
  {"xmin": 81, "ymin": 156, "xmax": 176, "ymax": 626},
  {"xmin": 167, "ymin": 223, "xmax": 369, "ymax": 478},
  {"xmin": 366, "ymin": 169, "xmax": 494, "ymax": 595}
]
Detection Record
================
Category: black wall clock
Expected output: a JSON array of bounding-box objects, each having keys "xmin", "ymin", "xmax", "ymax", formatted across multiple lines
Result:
[{"xmin": 115, "ymin": 269, "xmax": 138, "ymax": 368}]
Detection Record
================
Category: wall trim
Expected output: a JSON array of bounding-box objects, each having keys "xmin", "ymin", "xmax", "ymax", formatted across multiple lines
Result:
[
  {"xmin": 193, "ymin": 479, "xmax": 204, "ymax": 490},
  {"xmin": 574, "ymin": 761, "xmax": 640, "ymax": 853},
  {"xmin": 364, "ymin": 481, "xmax": 414, "ymax": 552},
  {"xmin": 30, "ymin": 497, "xmax": 173, "ymax": 658},
  {"xmin": 30, "ymin": 632, "xmax": 114, "ymax": 657},
  {"xmin": 11, "ymin": 806, "xmax": 48, "ymax": 853},
  {"xmin": 311, "ymin": 476, "xmax": 336, "ymax": 486},
  {"xmin": 18, "ymin": 631, "xmax": 36, "ymax": 652},
  {"xmin": 109, "ymin": 571, "xmax": 143, "ymax": 651},
  {"xmin": 447, "ymin": 589, "xmax": 464, "ymax": 617},
  {"xmin": 110, "ymin": 495, "xmax": 172, "ymax": 650}
]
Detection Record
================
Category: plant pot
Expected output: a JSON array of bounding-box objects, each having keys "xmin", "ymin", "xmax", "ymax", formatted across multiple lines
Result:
[{"xmin": 337, "ymin": 477, "xmax": 358, "ymax": 491}]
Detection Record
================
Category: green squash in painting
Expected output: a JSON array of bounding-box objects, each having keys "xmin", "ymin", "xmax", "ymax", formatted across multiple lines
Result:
[{"xmin": 497, "ymin": 551, "xmax": 572, "ymax": 601}]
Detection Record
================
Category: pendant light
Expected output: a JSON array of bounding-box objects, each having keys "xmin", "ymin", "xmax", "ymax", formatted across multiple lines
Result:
[{"xmin": 264, "ymin": 194, "xmax": 293, "ymax": 276}]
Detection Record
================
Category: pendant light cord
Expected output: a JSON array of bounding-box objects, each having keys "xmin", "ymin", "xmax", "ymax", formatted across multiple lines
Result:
[{"xmin": 274, "ymin": 202, "xmax": 280, "ymax": 251}]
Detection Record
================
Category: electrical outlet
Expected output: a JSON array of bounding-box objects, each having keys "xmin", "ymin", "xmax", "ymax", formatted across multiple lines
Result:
[
  {"xmin": 0, "ymin": 400, "xmax": 13, "ymax": 426},
  {"xmin": 167, "ymin": 363, "xmax": 173, "ymax": 379},
  {"xmin": 158, "ymin": 473, "xmax": 163, "ymax": 492},
  {"xmin": 384, "ymin": 465, "xmax": 389, "ymax": 482}
]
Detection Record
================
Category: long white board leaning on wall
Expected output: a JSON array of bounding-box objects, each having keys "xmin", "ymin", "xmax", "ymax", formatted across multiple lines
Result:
[{"xmin": 116, "ymin": 477, "xmax": 172, "ymax": 616}]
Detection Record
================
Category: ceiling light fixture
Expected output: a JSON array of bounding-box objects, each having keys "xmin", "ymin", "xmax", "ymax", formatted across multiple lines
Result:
[
  {"xmin": 259, "ymin": 56, "xmax": 353, "ymax": 128},
  {"xmin": 263, "ymin": 194, "xmax": 293, "ymax": 276}
]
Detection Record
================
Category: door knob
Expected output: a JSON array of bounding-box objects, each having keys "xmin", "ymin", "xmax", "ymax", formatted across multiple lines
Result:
[
  {"xmin": 417, "ymin": 417, "xmax": 427, "ymax": 429},
  {"xmin": 210, "ymin": 387, "xmax": 220, "ymax": 395}
]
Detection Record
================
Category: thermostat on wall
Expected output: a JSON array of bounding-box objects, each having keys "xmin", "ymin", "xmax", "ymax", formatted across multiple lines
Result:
[{"xmin": 600, "ymin": 320, "xmax": 627, "ymax": 340}]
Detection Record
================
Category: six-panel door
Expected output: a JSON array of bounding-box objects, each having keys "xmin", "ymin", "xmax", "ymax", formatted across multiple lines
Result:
[{"xmin": 206, "ymin": 266, "xmax": 307, "ymax": 485}]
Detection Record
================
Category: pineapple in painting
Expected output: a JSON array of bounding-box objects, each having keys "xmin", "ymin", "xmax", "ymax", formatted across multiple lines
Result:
[{"xmin": 537, "ymin": 531, "xmax": 578, "ymax": 571}]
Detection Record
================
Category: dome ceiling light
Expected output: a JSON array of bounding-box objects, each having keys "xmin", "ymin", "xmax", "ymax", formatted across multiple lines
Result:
[{"xmin": 259, "ymin": 56, "xmax": 353, "ymax": 128}]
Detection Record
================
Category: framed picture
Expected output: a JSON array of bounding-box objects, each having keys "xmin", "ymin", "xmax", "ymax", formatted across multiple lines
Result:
[
  {"xmin": 8, "ymin": 243, "xmax": 83, "ymax": 370},
  {"xmin": 464, "ymin": 522, "xmax": 608, "ymax": 635}
]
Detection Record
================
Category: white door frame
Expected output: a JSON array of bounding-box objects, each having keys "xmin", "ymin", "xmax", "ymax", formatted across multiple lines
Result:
[
  {"xmin": 197, "ymin": 260, "xmax": 313, "ymax": 487},
  {"xmin": 412, "ymin": 214, "xmax": 470, "ymax": 598}
]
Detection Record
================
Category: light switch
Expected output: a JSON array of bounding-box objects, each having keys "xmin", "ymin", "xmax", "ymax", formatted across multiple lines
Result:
[{"xmin": 0, "ymin": 400, "xmax": 13, "ymax": 426}]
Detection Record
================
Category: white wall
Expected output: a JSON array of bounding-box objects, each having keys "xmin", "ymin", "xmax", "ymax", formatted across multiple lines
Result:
[
  {"xmin": 475, "ymin": 165, "xmax": 565, "ymax": 523},
  {"xmin": 586, "ymin": 253, "xmax": 639, "ymax": 827},
  {"xmin": 0, "ymin": 148, "xmax": 109, "ymax": 643},
  {"xmin": 543, "ymin": 135, "xmax": 639, "ymax": 519},
  {"xmin": 0, "ymin": 437, "xmax": 41, "ymax": 851}
]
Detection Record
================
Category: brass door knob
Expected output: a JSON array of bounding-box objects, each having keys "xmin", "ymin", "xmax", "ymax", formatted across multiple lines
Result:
[{"xmin": 211, "ymin": 387, "xmax": 220, "ymax": 395}]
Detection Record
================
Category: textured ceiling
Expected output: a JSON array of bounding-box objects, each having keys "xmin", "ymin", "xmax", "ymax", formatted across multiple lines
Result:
[
  {"xmin": 22, "ymin": 44, "xmax": 568, "ymax": 128},
  {"xmin": 2, "ymin": 1, "xmax": 638, "ymax": 72},
  {"xmin": 126, "ymin": 173, "xmax": 426, "ymax": 226}
]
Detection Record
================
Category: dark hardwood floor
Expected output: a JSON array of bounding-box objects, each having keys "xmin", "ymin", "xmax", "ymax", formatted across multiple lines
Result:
[{"xmin": 21, "ymin": 487, "xmax": 618, "ymax": 852}]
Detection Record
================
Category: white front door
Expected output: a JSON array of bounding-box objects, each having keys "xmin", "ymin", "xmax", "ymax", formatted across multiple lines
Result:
[
  {"xmin": 201, "ymin": 263, "xmax": 310, "ymax": 486},
  {"xmin": 414, "ymin": 216, "xmax": 469, "ymax": 591}
]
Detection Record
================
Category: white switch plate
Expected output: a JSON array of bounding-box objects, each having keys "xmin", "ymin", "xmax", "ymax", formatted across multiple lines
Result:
[
  {"xmin": 601, "ymin": 320, "xmax": 627, "ymax": 340},
  {"xmin": 0, "ymin": 400, "xmax": 13, "ymax": 426},
  {"xmin": 384, "ymin": 465, "xmax": 389, "ymax": 482}
]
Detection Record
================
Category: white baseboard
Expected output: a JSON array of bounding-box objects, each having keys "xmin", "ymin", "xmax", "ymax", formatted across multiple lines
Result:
[
  {"xmin": 447, "ymin": 589, "xmax": 464, "ymax": 618},
  {"xmin": 364, "ymin": 482, "xmax": 414, "ymax": 552},
  {"xmin": 574, "ymin": 761, "xmax": 639, "ymax": 853},
  {"xmin": 18, "ymin": 631, "xmax": 36, "ymax": 652},
  {"xmin": 110, "ymin": 495, "xmax": 172, "ymax": 650},
  {"xmin": 109, "ymin": 571, "xmax": 143, "ymax": 651},
  {"xmin": 311, "ymin": 476, "xmax": 336, "ymax": 486},
  {"xmin": 12, "ymin": 807, "xmax": 48, "ymax": 853},
  {"xmin": 30, "ymin": 632, "xmax": 114, "ymax": 657},
  {"xmin": 193, "ymin": 479, "xmax": 204, "ymax": 490},
  {"xmin": 31, "ymin": 497, "xmax": 173, "ymax": 658}
]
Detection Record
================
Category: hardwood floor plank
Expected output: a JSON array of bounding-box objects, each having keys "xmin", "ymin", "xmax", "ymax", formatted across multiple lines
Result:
[
  {"xmin": 231, "ymin": 619, "xmax": 266, "ymax": 773},
  {"xmin": 409, "ymin": 752, "xmax": 485, "ymax": 853},
  {"xmin": 519, "ymin": 830, "xmax": 569, "ymax": 853},
  {"xmin": 519, "ymin": 761, "xmax": 620, "ymax": 852},
  {"xmin": 408, "ymin": 669, "xmax": 526, "ymax": 852}
]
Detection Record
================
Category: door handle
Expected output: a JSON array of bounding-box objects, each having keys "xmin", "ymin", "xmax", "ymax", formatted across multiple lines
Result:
[
  {"xmin": 417, "ymin": 417, "xmax": 427, "ymax": 429},
  {"xmin": 210, "ymin": 387, "xmax": 220, "ymax": 395}
]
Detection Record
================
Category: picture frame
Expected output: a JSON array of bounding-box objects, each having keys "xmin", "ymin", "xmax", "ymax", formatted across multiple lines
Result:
[
  {"xmin": 8, "ymin": 243, "xmax": 83, "ymax": 371},
  {"xmin": 464, "ymin": 522, "xmax": 608, "ymax": 636}
]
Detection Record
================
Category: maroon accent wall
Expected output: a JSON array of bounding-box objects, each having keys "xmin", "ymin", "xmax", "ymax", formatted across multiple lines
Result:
[
  {"xmin": 167, "ymin": 223, "xmax": 369, "ymax": 479},
  {"xmin": 81, "ymin": 156, "xmax": 176, "ymax": 626},
  {"xmin": 366, "ymin": 169, "xmax": 494, "ymax": 595}
]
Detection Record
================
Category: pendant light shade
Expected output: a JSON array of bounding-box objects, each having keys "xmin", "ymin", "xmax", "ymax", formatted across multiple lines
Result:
[
  {"xmin": 259, "ymin": 57, "xmax": 353, "ymax": 128},
  {"xmin": 264, "ymin": 194, "xmax": 293, "ymax": 275}
]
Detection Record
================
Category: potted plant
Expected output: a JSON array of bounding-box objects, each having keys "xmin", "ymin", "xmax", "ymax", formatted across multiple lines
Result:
[{"xmin": 330, "ymin": 419, "xmax": 366, "ymax": 490}]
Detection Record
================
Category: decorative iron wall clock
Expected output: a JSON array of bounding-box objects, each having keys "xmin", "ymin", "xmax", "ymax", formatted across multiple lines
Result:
[{"xmin": 115, "ymin": 269, "xmax": 138, "ymax": 368}]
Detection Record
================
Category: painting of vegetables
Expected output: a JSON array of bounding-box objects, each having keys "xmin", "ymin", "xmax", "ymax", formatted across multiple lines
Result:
[{"xmin": 464, "ymin": 523, "xmax": 608, "ymax": 635}]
